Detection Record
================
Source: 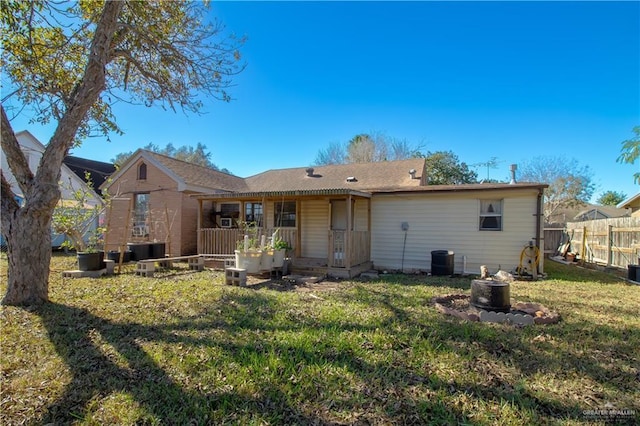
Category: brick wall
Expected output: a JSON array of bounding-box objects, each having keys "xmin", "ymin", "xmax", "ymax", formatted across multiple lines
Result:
[{"xmin": 104, "ymin": 158, "xmax": 191, "ymax": 256}]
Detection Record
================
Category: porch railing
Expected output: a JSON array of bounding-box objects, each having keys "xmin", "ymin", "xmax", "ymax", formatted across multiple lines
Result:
[
  {"xmin": 198, "ymin": 228, "xmax": 297, "ymax": 255},
  {"xmin": 329, "ymin": 230, "xmax": 370, "ymax": 268}
]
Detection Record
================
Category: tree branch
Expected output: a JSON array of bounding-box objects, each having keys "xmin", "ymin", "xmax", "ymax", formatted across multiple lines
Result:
[
  {"xmin": 0, "ymin": 105, "xmax": 33, "ymax": 196},
  {"xmin": 37, "ymin": 1, "xmax": 123, "ymax": 199}
]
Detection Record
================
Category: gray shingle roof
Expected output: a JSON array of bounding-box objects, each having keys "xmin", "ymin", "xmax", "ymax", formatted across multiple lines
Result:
[
  {"xmin": 144, "ymin": 151, "xmax": 249, "ymax": 192},
  {"xmin": 243, "ymin": 159, "xmax": 427, "ymax": 192}
]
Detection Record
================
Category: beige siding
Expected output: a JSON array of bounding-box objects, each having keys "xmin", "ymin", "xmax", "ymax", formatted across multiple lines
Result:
[
  {"xmin": 301, "ymin": 199, "xmax": 329, "ymax": 258},
  {"xmin": 371, "ymin": 189, "xmax": 541, "ymax": 274},
  {"xmin": 354, "ymin": 199, "xmax": 369, "ymax": 231}
]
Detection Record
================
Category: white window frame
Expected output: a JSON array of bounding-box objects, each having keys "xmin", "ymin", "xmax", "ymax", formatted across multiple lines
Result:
[{"xmin": 479, "ymin": 199, "xmax": 503, "ymax": 231}]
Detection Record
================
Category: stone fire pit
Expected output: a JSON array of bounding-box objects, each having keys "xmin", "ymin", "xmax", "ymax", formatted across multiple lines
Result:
[{"xmin": 431, "ymin": 288, "xmax": 560, "ymax": 326}]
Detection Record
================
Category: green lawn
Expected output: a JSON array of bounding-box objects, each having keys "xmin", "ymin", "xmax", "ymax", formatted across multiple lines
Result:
[{"xmin": 1, "ymin": 254, "xmax": 639, "ymax": 425}]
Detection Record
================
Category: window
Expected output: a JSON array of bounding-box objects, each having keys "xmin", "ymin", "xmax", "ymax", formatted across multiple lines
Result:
[
  {"xmin": 479, "ymin": 199, "xmax": 502, "ymax": 231},
  {"xmin": 275, "ymin": 201, "xmax": 296, "ymax": 227},
  {"xmin": 245, "ymin": 202, "xmax": 263, "ymax": 226},
  {"xmin": 219, "ymin": 203, "xmax": 240, "ymax": 217},
  {"xmin": 218, "ymin": 203, "xmax": 239, "ymax": 227},
  {"xmin": 132, "ymin": 193, "xmax": 150, "ymax": 236},
  {"xmin": 137, "ymin": 162, "xmax": 147, "ymax": 180}
]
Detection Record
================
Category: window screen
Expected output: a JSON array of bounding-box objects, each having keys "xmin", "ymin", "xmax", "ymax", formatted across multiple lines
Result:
[
  {"xmin": 275, "ymin": 201, "xmax": 296, "ymax": 227},
  {"xmin": 479, "ymin": 199, "xmax": 502, "ymax": 231}
]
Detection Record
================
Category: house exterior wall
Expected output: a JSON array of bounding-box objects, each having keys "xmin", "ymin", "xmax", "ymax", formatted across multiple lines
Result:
[
  {"xmin": 301, "ymin": 199, "xmax": 329, "ymax": 258},
  {"xmin": 104, "ymin": 159, "xmax": 188, "ymax": 255},
  {"xmin": 179, "ymin": 192, "xmax": 199, "ymax": 255},
  {"xmin": 370, "ymin": 189, "xmax": 542, "ymax": 275},
  {"xmin": 354, "ymin": 199, "xmax": 369, "ymax": 231}
]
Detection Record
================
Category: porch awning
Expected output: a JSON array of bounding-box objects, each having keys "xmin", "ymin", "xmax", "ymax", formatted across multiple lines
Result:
[{"xmin": 192, "ymin": 188, "xmax": 372, "ymax": 200}]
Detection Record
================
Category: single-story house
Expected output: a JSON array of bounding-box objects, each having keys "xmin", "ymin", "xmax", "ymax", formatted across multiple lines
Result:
[
  {"xmin": 618, "ymin": 193, "xmax": 640, "ymax": 217},
  {"xmin": 100, "ymin": 149, "xmax": 247, "ymax": 256},
  {"xmin": 572, "ymin": 204, "xmax": 630, "ymax": 221},
  {"xmin": 193, "ymin": 160, "xmax": 548, "ymax": 277}
]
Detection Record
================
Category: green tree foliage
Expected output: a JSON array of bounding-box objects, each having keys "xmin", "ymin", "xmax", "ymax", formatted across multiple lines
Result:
[
  {"xmin": 1, "ymin": 1, "xmax": 244, "ymax": 305},
  {"xmin": 596, "ymin": 190, "xmax": 627, "ymax": 206},
  {"xmin": 617, "ymin": 126, "xmax": 640, "ymax": 183},
  {"xmin": 421, "ymin": 151, "xmax": 478, "ymax": 185},
  {"xmin": 52, "ymin": 172, "xmax": 105, "ymax": 252},
  {"xmin": 518, "ymin": 156, "xmax": 595, "ymax": 223},
  {"xmin": 314, "ymin": 132, "xmax": 423, "ymax": 165},
  {"xmin": 112, "ymin": 142, "xmax": 230, "ymax": 173}
]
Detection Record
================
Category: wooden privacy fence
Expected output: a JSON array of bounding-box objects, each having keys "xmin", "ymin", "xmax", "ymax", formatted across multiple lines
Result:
[
  {"xmin": 543, "ymin": 227, "xmax": 565, "ymax": 256},
  {"xmin": 565, "ymin": 217, "xmax": 640, "ymax": 269}
]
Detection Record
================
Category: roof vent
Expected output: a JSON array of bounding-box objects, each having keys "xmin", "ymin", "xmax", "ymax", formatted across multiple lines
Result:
[
  {"xmin": 409, "ymin": 169, "xmax": 417, "ymax": 179},
  {"xmin": 306, "ymin": 167, "xmax": 314, "ymax": 177},
  {"xmin": 346, "ymin": 176, "xmax": 357, "ymax": 182},
  {"xmin": 509, "ymin": 164, "xmax": 517, "ymax": 184}
]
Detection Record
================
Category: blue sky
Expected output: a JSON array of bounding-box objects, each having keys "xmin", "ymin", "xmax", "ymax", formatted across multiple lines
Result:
[{"xmin": 10, "ymin": 1, "xmax": 640, "ymax": 202}]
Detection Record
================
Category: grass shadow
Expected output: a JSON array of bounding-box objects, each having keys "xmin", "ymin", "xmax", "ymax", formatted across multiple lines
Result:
[{"xmin": 35, "ymin": 302, "xmax": 321, "ymax": 424}]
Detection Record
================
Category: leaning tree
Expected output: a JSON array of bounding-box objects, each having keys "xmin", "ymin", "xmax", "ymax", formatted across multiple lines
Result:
[{"xmin": 1, "ymin": 0, "xmax": 244, "ymax": 305}]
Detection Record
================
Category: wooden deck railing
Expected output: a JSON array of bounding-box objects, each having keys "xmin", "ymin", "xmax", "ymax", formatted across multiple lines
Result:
[
  {"xmin": 200, "ymin": 228, "xmax": 371, "ymax": 269},
  {"xmin": 350, "ymin": 230, "xmax": 370, "ymax": 266},
  {"xmin": 329, "ymin": 230, "xmax": 370, "ymax": 268},
  {"xmin": 198, "ymin": 228, "xmax": 297, "ymax": 255}
]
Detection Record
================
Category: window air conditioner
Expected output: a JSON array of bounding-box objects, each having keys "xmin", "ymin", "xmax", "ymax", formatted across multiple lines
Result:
[{"xmin": 220, "ymin": 218, "xmax": 233, "ymax": 228}]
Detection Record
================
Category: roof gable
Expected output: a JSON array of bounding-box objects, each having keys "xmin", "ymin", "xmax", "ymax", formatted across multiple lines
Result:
[
  {"xmin": 618, "ymin": 193, "xmax": 640, "ymax": 209},
  {"xmin": 63, "ymin": 156, "xmax": 116, "ymax": 195},
  {"xmin": 102, "ymin": 149, "xmax": 248, "ymax": 193}
]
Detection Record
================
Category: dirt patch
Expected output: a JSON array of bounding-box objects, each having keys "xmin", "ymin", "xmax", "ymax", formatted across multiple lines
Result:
[{"xmin": 244, "ymin": 275, "xmax": 347, "ymax": 293}]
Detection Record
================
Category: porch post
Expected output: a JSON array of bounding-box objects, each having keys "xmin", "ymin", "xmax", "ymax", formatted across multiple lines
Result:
[
  {"xmin": 367, "ymin": 196, "xmax": 372, "ymax": 262},
  {"xmin": 296, "ymin": 199, "xmax": 302, "ymax": 258},
  {"xmin": 327, "ymin": 198, "xmax": 333, "ymax": 267},
  {"xmin": 345, "ymin": 194, "xmax": 353, "ymax": 269},
  {"xmin": 197, "ymin": 199, "xmax": 202, "ymax": 254}
]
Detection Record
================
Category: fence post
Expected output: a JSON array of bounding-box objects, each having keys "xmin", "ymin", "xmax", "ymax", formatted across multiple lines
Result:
[{"xmin": 607, "ymin": 225, "xmax": 613, "ymax": 267}]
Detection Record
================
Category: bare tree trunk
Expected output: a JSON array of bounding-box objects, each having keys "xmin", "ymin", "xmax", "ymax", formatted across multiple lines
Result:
[
  {"xmin": 1, "ymin": 1, "xmax": 123, "ymax": 306},
  {"xmin": 2, "ymin": 206, "xmax": 53, "ymax": 305}
]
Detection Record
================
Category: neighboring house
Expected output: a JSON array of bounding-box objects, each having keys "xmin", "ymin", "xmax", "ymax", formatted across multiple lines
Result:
[
  {"xmin": 63, "ymin": 155, "xmax": 116, "ymax": 196},
  {"xmin": 618, "ymin": 193, "xmax": 640, "ymax": 217},
  {"xmin": 572, "ymin": 204, "xmax": 630, "ymax": 221},
  {"xmin": 0, "ymin": 130, "xmax": 108, "ymax": 247},
  {"xmin": 547, "ymin": 203, "xmax": 630, "ymax": 225},
  {"xmin": 100, "ymin": 149, "xmax": 247, "ymax": 256},
  {"xmin": 193, "ymin": 160, "xmax": 548, "ymax": 277}
]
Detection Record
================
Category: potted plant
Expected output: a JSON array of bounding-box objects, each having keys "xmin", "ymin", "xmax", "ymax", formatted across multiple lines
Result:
[
  {"xmin": 52, "ymin": 173, "xmax": 106, "ymax": 271},
  {"xmin": 270, "ymin": 229, "xmax": 291, "ymax": 268},
  {"xmin": 234, "ymin": 221, "xmax": 263, "ymax": 274}
]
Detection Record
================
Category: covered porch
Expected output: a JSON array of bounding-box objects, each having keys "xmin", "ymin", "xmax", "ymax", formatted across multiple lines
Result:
[{"xmin": 194, "ymin": 189, "xmax": 373, "ymax": 278}]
